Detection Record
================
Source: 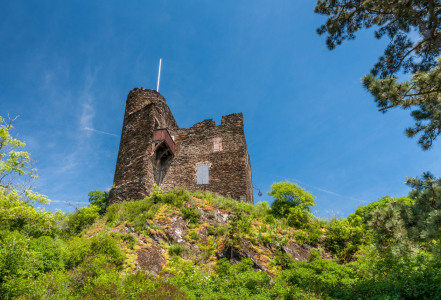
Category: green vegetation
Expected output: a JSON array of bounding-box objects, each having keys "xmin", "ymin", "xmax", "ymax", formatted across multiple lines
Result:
[
  {"xmin": 314, "ymin": 0, "xmax": 441, "ymax": 150},
  {"xmin": 2, "ymin": 179, "xmax": 440, "ymax": 299},
  {"xmin": 2, "ymin": 104, "xmax": 441, "ymax": 300}
]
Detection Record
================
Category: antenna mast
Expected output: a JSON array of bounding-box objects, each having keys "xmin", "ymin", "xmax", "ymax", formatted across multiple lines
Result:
[{"xmin": 156, "ymin": 58, "xmax": 162, "ymax": 92}]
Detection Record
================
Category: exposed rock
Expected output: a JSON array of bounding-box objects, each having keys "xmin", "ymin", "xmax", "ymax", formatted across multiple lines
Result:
[
  {"xmin": 136, "ymin": 243, "xmax": 166, "ymax": 275},
  {"xmin": 163, "ymin": 216, "xmax": 187, "ymax": 244},
  {"xmin": 282, "ymin": 241, "xmax": 310, "ymax": 262}
]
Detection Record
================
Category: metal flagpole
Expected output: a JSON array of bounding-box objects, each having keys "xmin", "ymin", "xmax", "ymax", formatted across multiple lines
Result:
[{"xmin": 157, "ymin": 58, "xmax": 162, "ymax": 92}]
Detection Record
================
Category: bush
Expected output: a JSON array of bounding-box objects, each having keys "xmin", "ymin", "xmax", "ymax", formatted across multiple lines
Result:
[
  {"xmin": 168, "ymin": 243, "xmax": 185, "ymax": 256},
  {"xmin": 286, "ymin": 207, "xmax": 311, "ymax": 228},
  {"xmin": 30, "ymin": 236, "xmax": 65, "ymax": 273},
  {"xmin": 87, "ymin": 190, "xmax": 109, "ymax": 216},
  {"xmin": 90, "ymin": 233, "xmax": 125, "ymax": 266},
  {"xmin": 181, "ymin": 206, "xmax": 201, "ymax": 225},
  {"xmin": 189, "ymin": 231, "xmax": 200, "ymax": 241},
  {"xmin": 309, "ymin": 248, "xmax": 322, "ymax": 262},
  {"xmin": 324, "ymin": 218, "xmax": 365, "ymax": 260},
  {"xmin": 66, "ymin": 205, "xmax": 100, "ymax": 235},
  {"xmin": 65, "ymin": 236, "xmax": 92, "ymax": 269},
  {"xmin": 268, "ymin": 181, "xmax": 316, "ymax": 218},
  {"xmin": 0, "ymin": 231, "xmax": 39, "ymax": 299},
  {"xmin": 263, "ymin": 214, "xmax": 275, "ymax": 224}
]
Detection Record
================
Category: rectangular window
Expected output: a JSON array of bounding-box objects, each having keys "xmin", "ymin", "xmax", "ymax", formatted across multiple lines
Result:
[
  {"xmin": 213, "ymin": 139, "xmax": 222, "ymax": 152},
  {"xmin": 213, "ymin": 141, "xmax": 220, "ymax": 152},
  {"xmin": 197, "ymin": 165, "xmax": 209, "ymax": 185},
  {"xmin": 240, "ymin": 196, "xmax": 246, "ymax": 202}
]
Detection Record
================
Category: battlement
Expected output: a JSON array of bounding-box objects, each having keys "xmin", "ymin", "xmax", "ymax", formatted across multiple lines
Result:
[{"xmin": 109, "ymin": 89, "xmax": 253, "ymax": 205}]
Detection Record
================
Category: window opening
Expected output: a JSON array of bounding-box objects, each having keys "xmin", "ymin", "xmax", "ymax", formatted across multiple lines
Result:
[
  {"xmin": 240, "ymin": 196, "xmax": 246, "ymax": 202},
  {"xmin": 213, "ymin": 139, "xmax": 222, "ymax": 152},
  {"xmin": 197, "ymin": 165, "xmax": 209, "ymax": 185}
]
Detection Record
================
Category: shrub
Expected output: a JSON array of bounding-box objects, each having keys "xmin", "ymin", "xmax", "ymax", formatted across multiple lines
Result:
[
  {"xmin": 64, "ymin": 236, "xmax": 92, "ymax": 269},
  {"xmin": 324, "ymin": 218, "xmax": 365, "ymax": 260},
  {"xmin": 105, "ymin": 203, "xmax": 121, "ymax": 225},
  {"xmin": 168, "ymin": 243, "xmax": 185, "ymax": 257},
  {"xmin": 90, "ymin": 233, "xmax": 125, "ymax": 266},
  {"xmin": 0, "ymin": 231, "xmax": 39, "ymax": 299},
  {"xmin": 181, "ymin": 206, "xmax": 201, "ymax": 225},
  {"xmin": 30, "ymin": 236, "xmax": 65, "ymax": 273},
  {"xmin": 66, "ymin": 205, "xmax": 100, "ymax": 235},
  {"xmin": 309, "ymin": 248, "xmax": 322, "ymax": 262},
  {"xmin": 87, "ymin": 190, "xmax": 109, "ymax": 215},
  {"xmin": 263, "ymin": 214, "xmax": 275, "ymax": 224},
  {"xmin": 268, "ymin": 181, "xmax": 316, "ymax": 218},
  {"xmin": 286, "ymin": 207, "xmax": 311, "ymax": 228},
  {"xmin": 189, "ymin": 231, "xmax": 200, "ymax": 241},
  {"xmin": 207, "ymin": 226, "xmax": 216, "ymax": 235}
]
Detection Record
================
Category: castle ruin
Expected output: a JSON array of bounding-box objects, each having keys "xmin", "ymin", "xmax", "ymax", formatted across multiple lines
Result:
[{"xmin": 109, "ymin": 88, "xmax": 253, "ymax": 204}]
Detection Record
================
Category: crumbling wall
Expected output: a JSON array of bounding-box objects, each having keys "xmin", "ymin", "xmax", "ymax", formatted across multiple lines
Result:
[
  {"xmin": 110, "ymin": 88, "xmax": 253, "ymax": 205},
  {"xmin": 161, "ymin": 113, "xmax": 253, "ymax": 204}
]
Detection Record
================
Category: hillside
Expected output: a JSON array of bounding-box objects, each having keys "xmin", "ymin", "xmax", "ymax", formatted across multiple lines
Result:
[
  {"xmin": 2, "ymin": 184, "xmax": 441, "ymax": 299},
  {"xmin": 85, "ymin": 188, "xmax": 329, "ymax": 277}
]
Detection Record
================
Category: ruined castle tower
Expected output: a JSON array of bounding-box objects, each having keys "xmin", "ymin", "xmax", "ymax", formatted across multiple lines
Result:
[{"xmin": 109, "ymin": 88, "xmax": 253, "ymax": 205}]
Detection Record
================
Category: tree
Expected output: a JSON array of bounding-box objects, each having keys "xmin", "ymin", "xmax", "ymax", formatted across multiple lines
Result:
[
  {"xmin": 368, "ymin": 172, "xmax": 441, "ymax": 256},
  {"xmin": 268, "ymin": 181, "xmax": 316, "ymax": 218},
  {"xmin": 87, "ymin": 190, "xmax": 109, "ymax": 215},
  {"xmin": 314, "ymin": 1, "xmax": 441, "ymax": 150},
  {"xmin": 0, "ymin": 115, "xmax": 49, "ymax": 204}
]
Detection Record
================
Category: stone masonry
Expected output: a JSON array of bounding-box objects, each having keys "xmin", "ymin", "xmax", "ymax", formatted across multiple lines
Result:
[{"xmin": 109, "ymin": 88, "xmax": 253, "ymax": 205}]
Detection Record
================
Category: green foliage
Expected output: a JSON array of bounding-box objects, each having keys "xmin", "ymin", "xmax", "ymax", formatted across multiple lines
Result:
[
  {"xmin": 314, "ymin": 1, "xmax": 441, "ymax": 149},
  {"xmin": 0, "ymin": 231, "xmax": 39, "ymax": 299},
  {"xmin": 64, "ymin": 233, "xmax": 125, "ymax": 269},
  {"xmin": 189, "ymin": 231, "xmax": 200, "ymax": 241},
  {"xmin": 168, "ymin": 243, "xmax": 185, "ymax": 257},
  {"xmin": 66, "ymin": 205, "xmax": 100, "ymax": 235},
  {"xmin": 263, "ymin": 214, "xmax": 275, "ymax": 224},
  {"xmin": 268, "ymin": 181, "xmax": 315, "ymax": 218},
  {"xmin": 286, "ymin": 206, "xmax": 312, "ymax": 228},
  {"xmin": 90, "ymin": 233, "xmax": 125, "ymax": 266},
  {"xmin": 0, "ymin": 116, "xmax": 49, "ymax": 205},
  {"xmin": 87, "ymin": 190, "xmax": 109, "ymax": 215},
  {"xmin": 0, "ymin": 191, "xmax": 59, "ymax": 234},
  {"xmin": 181, "ymin": 206, "xmax": 201, "ymax": 225},
  {"xmin": 30, "ymin": 236, "xmax": 65, "ymax": 273},
  {"xmin": 324, "ymin": 218, "xmax": 365, "ymax": 260},
  {"xmin": 309, "ymin": 248, "xmax": 322, "ymax": 262},
  {"xmin": 367, "ymin": 173, "xmax": 441, "ymax": 255}
]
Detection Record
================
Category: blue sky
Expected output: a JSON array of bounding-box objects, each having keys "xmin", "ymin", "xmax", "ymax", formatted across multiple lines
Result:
[{"xmin": 1, "ymin": 1, "xmax": 440, "ymax": 217}]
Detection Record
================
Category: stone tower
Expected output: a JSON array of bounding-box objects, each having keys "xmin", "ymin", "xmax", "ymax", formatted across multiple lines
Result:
[{"xmin": 109, "ymin": 88, "xmax": 253, "ymax": 205}]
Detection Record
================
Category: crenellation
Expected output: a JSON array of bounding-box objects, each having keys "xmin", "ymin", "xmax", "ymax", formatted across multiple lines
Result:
[{"xmin": 109, "ymin": 88, "xmax": 253, "ymax": 205}]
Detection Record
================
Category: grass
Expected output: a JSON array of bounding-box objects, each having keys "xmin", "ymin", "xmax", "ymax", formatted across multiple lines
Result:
[{"xmin": 168, "ymin": 243, "xmax": 185, "ymax": 257}]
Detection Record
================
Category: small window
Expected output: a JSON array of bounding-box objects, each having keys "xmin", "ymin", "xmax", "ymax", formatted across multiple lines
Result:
[
  {"xmin": 240, "ymin": 196, "xmax": 246, "ymax": 202},
  {"xmin": 213, "ymin": 139, "xmax": 222, "ymax": 152},
  {"xmin": 197, "ymin": 165, "xmax": 209, "ymax": 185}
]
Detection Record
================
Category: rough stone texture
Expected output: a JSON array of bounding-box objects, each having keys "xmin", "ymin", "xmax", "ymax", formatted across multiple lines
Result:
[
  {"xmin": 110, "ymin": 88, "xmax": 253, "ymax": 204},
  {"xmin": 282, "ymin": 241, "xmax": 311, "ymax": 262},
  {"xmin": 136, "ymin": 244, "xmax": 166, "ymax": 275}
]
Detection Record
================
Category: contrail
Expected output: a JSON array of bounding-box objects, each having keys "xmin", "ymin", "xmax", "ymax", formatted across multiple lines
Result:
[
  {"xmin": 83, "ymin": 127, "xmax": 119, "ymax": 137},
  {"xmin": 54, "ymin": 122, "xmax": 119, "ymax": 137},
  {"xmin": 50, "ymin": 200, "xmax": 89, "ymax": 204},
  {"xmin": 258, "ymin": 171, "xmax": 369, "ymax": 203}
]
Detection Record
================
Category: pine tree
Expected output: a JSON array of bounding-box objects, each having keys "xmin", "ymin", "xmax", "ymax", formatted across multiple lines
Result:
[
  {"xmin": 368, "ymin": 172, "xmax": 441, "ymax": 256},
  {"xmin": 314, "ymin": 0, "xmax": 441, "ymax": 149}
]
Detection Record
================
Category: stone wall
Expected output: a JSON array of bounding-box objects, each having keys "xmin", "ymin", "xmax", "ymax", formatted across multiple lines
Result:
[
  {"xmin": 109, "ymin": 88, "xmax": 253, "ymax": 205},
  {"xmin": 109, "ymin": 88, "xmax": 178, "ymax": 203}
]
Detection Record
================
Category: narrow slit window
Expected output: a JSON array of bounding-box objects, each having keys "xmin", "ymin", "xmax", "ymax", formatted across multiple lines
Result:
[{"xmin": 197, "ymin": 165, "xmax": 209, "ymax": 185}]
